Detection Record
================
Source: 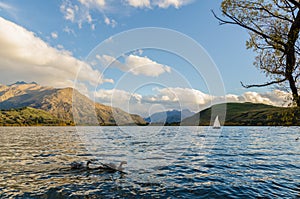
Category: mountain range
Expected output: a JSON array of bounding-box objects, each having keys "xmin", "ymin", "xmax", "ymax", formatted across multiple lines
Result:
[
  {"xmin": 0, "ymin": 82, "xmax": 146, "ymax": 125},
  {"xmin": 144, "ymin": 109, "xmax": 195, "ymax": 124},
  {"xmin": 1, "ymin": 82, "xmax": 298, "ymax": 126}
]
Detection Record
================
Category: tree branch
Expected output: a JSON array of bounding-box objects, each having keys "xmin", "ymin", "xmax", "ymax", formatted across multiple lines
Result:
[
  {"xmin": 283, "ymin": 0, "xmax": 297, "ymax": 19},
  {"xmin": 237, "ymin": 4, "xmax": 294, "ymax": 23},
  {"xmin": 240, "ymin": 78, "xmax": 287, "ymax": 88},
  {"xmin": 211, "ymin": 10, "xmax": 287, "ymax": 48},
  {"xmin": 287, "ymin": 0, "xmax": 300, "ymax": 8},
  {"xmin": 211, "ymin": 10, "xmax": 236, "ymax": 25}
]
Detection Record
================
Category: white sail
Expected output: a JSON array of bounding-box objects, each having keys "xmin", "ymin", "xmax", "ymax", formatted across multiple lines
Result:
[{"xmin": 213, "ymin": 115, "xmax": 221, "ymax": 129}]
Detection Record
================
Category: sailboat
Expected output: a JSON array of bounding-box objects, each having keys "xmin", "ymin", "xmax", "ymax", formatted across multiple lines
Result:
[{"xmin": 213, "ymin": 115, "xmax": 221, "ymax": 129}]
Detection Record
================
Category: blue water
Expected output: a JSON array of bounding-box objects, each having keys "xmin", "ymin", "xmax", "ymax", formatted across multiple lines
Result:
[{"xmin": 0, "ymin": 126, "xmax": 299, "ymax": 198}]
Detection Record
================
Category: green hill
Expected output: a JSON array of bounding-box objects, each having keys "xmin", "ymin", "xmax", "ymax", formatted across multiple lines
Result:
[
  {"xmin": 0, "ymin": 107, "xmax": 73, "ymax": 126},
  {"xmin": 182, "ymin": 102, "xmax": 300, "ymax": 126}
]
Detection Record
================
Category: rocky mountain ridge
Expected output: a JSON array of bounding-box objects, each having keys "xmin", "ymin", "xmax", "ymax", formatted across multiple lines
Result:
[{"xmin": 0, "ymin": 82, "xmax": 146, "ymax": 125}]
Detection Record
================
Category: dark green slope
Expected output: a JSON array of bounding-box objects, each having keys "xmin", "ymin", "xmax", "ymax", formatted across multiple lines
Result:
[
  {"xmin": 182, "ymin": 102, "xmax": 300, "ymax": 126},
  {"xmin": 0, "ymin": 107, "xmax": 73, "ymax": 126}
]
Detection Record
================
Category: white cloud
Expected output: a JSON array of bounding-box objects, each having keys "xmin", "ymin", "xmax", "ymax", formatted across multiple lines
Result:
[
  {"xmin": 104, "ymin": 16, "xmax": 117, "ymax": 27},
  {"xmin": 60, "ymin": 0, "xmax": 96, "ymax": 29},
  {"xmin": 239, "ymin": 90, "xmax": 291, "ymax": 107},
  {"xmin": 104, "ymin": 17, "xmax": 109, "ymax": 25},
  {"xmin": 0, "ymin": 2, "xmax": 18, "ymax": 19},
  {"xmin": 51, "ymin": 32, "xmax": 58, "ymax": 39},
  {"xmin": 0, "ymin": 2, "xmax": 13, "ymax": 10},
  {"xmin": 56, "ymin": 44, "xmax": 64, "ymax": 49},
  {"xmin": 87, "ymin": 13, "xmax": 93, "ymax": 23},
  {"xmin": 95, "ymin": 87, "xmax": 210, "ymax": 116},
  {"xmin": 94, "ymin": 87, "xmax": 290, "ymax": 116},
  {"xmin": 96, "ymin": 54, "xmax": 116, "ymax": 65},
  {"xmin": 149, "ymin": 87, "xmax": 211, "ymax": 104},
  {"xmin": 125, "ymin": 0, "xmax": 193, "ymax": 8},
  {"xmin": 126, "ymin": 0, "xmax": 151, "ymax": 8},
  {"xmin": 60, "ymin": 0, "xmax": 194, "ymax": 28},
  {"xmin": 142, "ymin": 87, "xmax": 215, "ymax": 113},
  {"xmin": 125, "ymin": 55, "xmax": 171, "ymax": 76},
  {"xmin": 153, "ymin": 0, "xmax": 193, "ymax": 8},
  {"xmin": 60, "ymin": 2, "xmax": 76, "ymax": 22},
  {"xmin": 63, "ymin": 26, "xmax": 76, "ymax": 36},
  {"xmin": 241, "ymin": 92, "xmax": 273, "ymax": 105},
  {"xmin": 96, "ymin": 54, "xmax": 171, "ymax": 77},
  {"xmin": 95, "ymin": 87, "xmax": 211, "ymax": 116},
  {"xmin": 95, "ymin": 89, "xmax": 142, "ymax": 103},
  {"xmin": 95, "ymin": 89, "xmax": 143, "ymax": 113},
  {"xmin": 78, "ymin": 0, "xmax": 106, "ymax": 8},
  {"xmin": 61, "ymin": 0, "xmax": 111, "ymax": 29},
  {"xmin": 133, "ymin": 49, "xmax": 144, "ymax": 55},
  {"xmin": 66, "ymin": 7, "xmax": 75, "ymax": 21},
  {"xmin": 0, "ymin": 17, "xmax": 111, "ymax": 88}
]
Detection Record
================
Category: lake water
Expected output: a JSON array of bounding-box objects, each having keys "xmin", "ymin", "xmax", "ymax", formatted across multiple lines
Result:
[{"xmin": 0, "ymin": 126, "xmax": 300, "ymax": 198}]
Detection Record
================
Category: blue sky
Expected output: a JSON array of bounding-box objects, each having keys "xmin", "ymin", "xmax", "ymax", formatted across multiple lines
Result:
[{"xmin": 0, "ymin": 0, "xmax": 286, "ymax": 115}]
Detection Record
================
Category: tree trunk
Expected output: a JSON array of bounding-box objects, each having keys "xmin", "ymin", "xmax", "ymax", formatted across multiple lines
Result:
[
  {"xmin": 286, "ymin": 10, "xmax": 300, "ymax": 107},
  {"xmin": 287, "ymin": 74, "xmax": 300, "ymax": 106}
]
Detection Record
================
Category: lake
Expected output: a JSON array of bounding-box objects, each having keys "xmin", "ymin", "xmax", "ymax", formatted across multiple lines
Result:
[{"xmin": 0, "ymin": 126, "xmax": 299, "ymax": 198}]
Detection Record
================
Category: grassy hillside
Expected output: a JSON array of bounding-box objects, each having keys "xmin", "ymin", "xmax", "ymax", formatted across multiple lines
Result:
[
  {"xmin": 182, "ymin": 102, "xmax": 300, "ymax": 126},
  {"xmin": 0, "ymin": 107, "xmax": 74, "ymax": 126}
]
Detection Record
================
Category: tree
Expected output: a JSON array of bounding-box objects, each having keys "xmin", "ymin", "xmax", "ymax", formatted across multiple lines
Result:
[{"xmin": 213, "ymin": 0, "xmax": 300, "ymax": 106}]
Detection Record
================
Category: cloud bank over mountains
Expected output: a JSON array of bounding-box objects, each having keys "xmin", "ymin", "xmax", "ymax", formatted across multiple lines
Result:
[{"xmin": 95, "ymin": 88, "xmax": 291, "ymax": 116}]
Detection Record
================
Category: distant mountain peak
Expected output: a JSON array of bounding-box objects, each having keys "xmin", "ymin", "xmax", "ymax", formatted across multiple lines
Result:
[
  {"xmin": 9, "ymin": 81, "xmax": 38, "ymax": 86},
  {"xmin": 144, "ymin": 109, "xmax": 195, "ymax": 124}
]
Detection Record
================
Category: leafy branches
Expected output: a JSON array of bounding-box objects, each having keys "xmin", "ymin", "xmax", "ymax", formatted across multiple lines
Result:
[{"xmin": 214, "ymin": 0, "xmax": 300, "ymax": 106}]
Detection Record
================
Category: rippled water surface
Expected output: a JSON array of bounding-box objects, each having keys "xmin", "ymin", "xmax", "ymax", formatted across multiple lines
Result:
[{"xmin": 0, "ymin": 126, "xmax": 300, "ymax": 198}]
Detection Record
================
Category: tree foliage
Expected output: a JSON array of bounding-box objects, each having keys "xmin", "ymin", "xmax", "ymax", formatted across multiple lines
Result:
[{"xmin": 214, "ymin": 0, "xmax": 300, "ymax": 106}]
